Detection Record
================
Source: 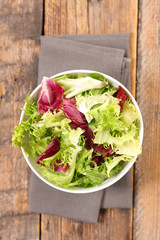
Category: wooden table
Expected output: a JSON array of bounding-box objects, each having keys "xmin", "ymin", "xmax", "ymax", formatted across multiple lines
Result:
[{"xmin": 0, "ymin": 0, "xmax": 159, "ymax": 239}]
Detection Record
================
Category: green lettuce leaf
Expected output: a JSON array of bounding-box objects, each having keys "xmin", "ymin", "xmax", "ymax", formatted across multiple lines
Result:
[
  {"xmin": 54, "ymin": 76, "xmax": 106, "ymax": 98},
  {"xmin": 40, "ymin": 128, "xmax": 84, "ymax": 187},
  {"xmin": 94, "ymin": 124, "xmax": 140, "ymax": 157},
  {"xmin": 36, "ymin": 111, "xmax": 71, "ymax": 137},
  {"xmin": 94, "ymin": 124, "xmax": 138, "ymax": 146},
  {"xmin": 41, "ymin": 146, "xmax": 80, "ymax": 186},
  {"xmin": 23, "ymin": 136, "xmax": 52, "ymax": 158},
  {"xmin": 89, "ymin": 96, "xmax": 126, "ymax": 133},
  {"xmin": 87, "ymin": 72, "xmax": 108, "ymax": 83},
  {"xmin": 12, "ymin": 95, "xmax": 41, "ymax": 147},
  {"xmin": 12, "ymin": 121, "xmax": 31, "ymax": 147},
  {"xmin": 105, "ymin": 154, "xmax": 134, "ymax": 177},
  {"xmin": 70, "ymin": 148, "xmax": 108, "ymax": 188},
  {"xmin": 90, "ymin": 95, "xmax": 141, "ymax": 157},
  {"xmin": 122, "ymin": 99, "xmax": 140, "ymax": 124},
  {"xmin": 115, "ymin": 140, "xmax": 141, "ymax": 156},
  {"xmin": 75, "ymin": 94, "xmax": 109, "ymax": 123}
]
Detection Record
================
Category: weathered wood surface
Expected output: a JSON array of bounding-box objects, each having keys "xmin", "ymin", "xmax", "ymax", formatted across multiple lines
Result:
[
  {"xmin": 41, "ymin": 209, "xmax": 132, "ymax": 240},
  {"xmin": 0, "ymin": 214, "xmax": 39, "ymax": 240},
  {"xmin": 44, "ymin": 0, "xmax": 138, "ymax": 96},
  {"xmin": 42, "ymin": 0, "xmax": 138, "ymax": 239},
  {"xmin": 0, "ymin": 0, "xmax": 43, "ymax": 239},
  {"xmin": 1, "ymin": 0, "xmax": 160, "ymax": 239},
  {"xmin": 133, "ymin": 0, "xmax": 160, "ymax": 239}
]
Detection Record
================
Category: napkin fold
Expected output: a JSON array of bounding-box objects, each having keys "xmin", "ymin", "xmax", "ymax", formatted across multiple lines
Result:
[{"xmin": 29, "ymin": 33, "xmax": 132, "ymax": 223}]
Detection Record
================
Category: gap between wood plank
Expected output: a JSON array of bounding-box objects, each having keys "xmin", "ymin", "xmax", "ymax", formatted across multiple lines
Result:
[
  {"xmin": 39, "ymin": 0, "xmax": 45, "ymax": 238},
  {"xmin": 87, "ymin": 0, "xmax": 90, "ymax": 34},
  {"xmin": 42, "ymin": 0, "xmax": 45, "ymax": 35},
  {"xmin": 39, "ymin": 214, "xmax": 42, "ymax": 240},
  {"xmin": 135, "ymin": 0, "xmax": 140, "ymax": 99},
  {"xmin": 132, "ymin": 0, "xmax": 140, "ymax": 239}
]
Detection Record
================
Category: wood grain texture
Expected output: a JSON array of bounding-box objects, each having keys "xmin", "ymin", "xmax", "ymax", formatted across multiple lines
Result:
[
  {"xmin": 42, "ymin": 0, "xmax": 138, "ymax": 239},
  {"xmin": 41, "ymin": 209, "xmax": 132, "ymax": 240},
  {"xmin": 0, "ymin": 0, "xmax": 43, "ymax": 239},
  {"xmin": 45, "ymin": 0, "xmax": 138, "ymax": 95},
  {"xmin": 88, "ymin": 0, "xmax": 138, "ymax": 96},
  {"xmin": 0, "ymin": 214, "xmax": 39, "ymax": 240},
  {"xmin": 133, "ymin": 0, "xmax": 160, "ymax": 239}
]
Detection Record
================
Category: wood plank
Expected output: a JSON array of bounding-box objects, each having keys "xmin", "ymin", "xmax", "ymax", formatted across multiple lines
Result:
[
  {"xmin": 0, "ymin": 214, "xmax": 39, "ymax": 240},
  {"xmin": 133, "ymin": 0, "xmax": 160, "ymax": 239},
  {"xmin": 41, "ymin": 209, "xmax": 132, "ymax": 240},
  {"xmin": 76, "ymin": 0, "xmax": 89, "ymax": 34},
  {"xmin": 0, "ymin": 0, "xmax": 43, "ymax": 238},
  {"xmin": 88, "ymin": 0, "xmax": 138, "ymax": 96},
  {"xmin": 45, "ymin": 0, "xmax": 77, "ymax": 35},
  {"xmin": 45, "ymin": 0, "xmax": 138, "ymax": 95},
  {"xmin": 43, "ymin": 0, "xmax": 138, "ymax": 239}
]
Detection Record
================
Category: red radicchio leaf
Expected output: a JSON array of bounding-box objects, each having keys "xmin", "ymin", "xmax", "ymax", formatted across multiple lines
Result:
[
  {"xmin": 62, "ymin": 98, "xmax": 85, "ymax": 124},
  {"xmin": 36, "ymin": 136, "xmax": 60, "ymax": 165},
  {"xmin": 114, "ymin": 86, "xmax": 127, "ymax": 112},
  {"xmin": 90, "ymin": 155, "xmax": 104, "ymax": 167},
  {"xmin": 63, "ymin": 99, "xmax": 95, "ymax": 149},
  {"xmin": 83, "ymin": 126, "xmax": 95, "ymax": 149},
  {"xmin": 51, "ymin": 160, "xmax": 70, "ymax": 172},
  {"xmin": 80, "ymin": 112, "xmax": 87, "ymax": 122},
  {"xmin": 69, "ymin": 121, "xmax": 79, "ymax": 130},
  {"xmin": 56, "ymin": 159, "xmax": 61, "ymax": 164},
  {"xmin": 63, "ymin": 97, "xmax": 76, "ymax": 105},
  {"xmin": 38, "ymin": 77, "xmax": 65, "ymax": 114},
  {"xmin": 70, "ymin": 121, "xmax": 94, "ymax": 149},
  {"xmin": 90, "ymin": 146, "xmax": 112, "ymax": 167},
  {"xmin": 50, "ymin": 159, "xmax": 70, "ymax": 173},
  {"xmin": 93, "ymin": 144, "xmax": 112, "ymax": 156},
  {"xmin": 111, "ymin": 153, "xmax": 122, "ymax": 157},
  {"xmin": 54, "ymin": 162, "xmax": 70, "ymax": 172}
]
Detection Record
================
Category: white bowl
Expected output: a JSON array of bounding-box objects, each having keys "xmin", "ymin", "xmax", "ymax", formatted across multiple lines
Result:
[{"xmin": 20, "ymin": 70, "xmax": 143, "ymax": 193}]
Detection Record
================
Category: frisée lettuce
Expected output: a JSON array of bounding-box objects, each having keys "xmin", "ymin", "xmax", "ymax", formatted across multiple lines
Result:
[{"xmin": 12, "ymin": 73, "xmax": 142, "ymax": 189}]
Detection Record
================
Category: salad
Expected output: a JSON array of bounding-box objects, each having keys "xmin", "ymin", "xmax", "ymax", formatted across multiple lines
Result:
[{"xmin": 12, "ymin": 72, "xmax": 141, "ymax": 189}]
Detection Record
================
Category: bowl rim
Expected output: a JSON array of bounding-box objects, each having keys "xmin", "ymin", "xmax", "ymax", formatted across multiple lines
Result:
[{"xmin": 20, "ymin": 69, "xmax": 144, "ymax": 194}]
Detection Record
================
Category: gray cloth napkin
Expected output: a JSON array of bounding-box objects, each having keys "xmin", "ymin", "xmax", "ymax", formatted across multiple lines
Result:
[{"xmin": 29, "ymin": 33, "xmax": 132, "ymax": 223}]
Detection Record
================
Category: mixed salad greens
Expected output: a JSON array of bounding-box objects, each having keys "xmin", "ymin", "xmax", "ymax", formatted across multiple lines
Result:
[{"xmin": 12, "ymin": 73, "xmax": 141, "ymax": 189}]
